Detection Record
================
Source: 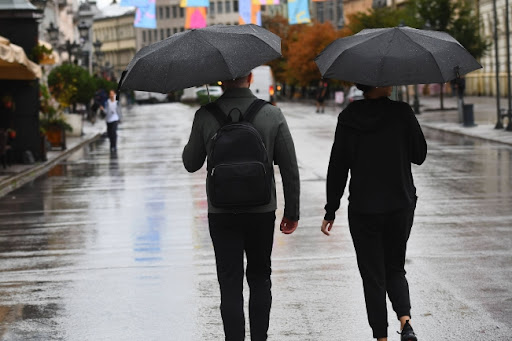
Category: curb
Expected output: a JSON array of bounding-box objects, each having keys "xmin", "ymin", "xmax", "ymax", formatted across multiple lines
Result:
[
  {"xmin": 420, "ymin": 123, "xmax": 512, "ymax": 146},
  {"xmin": 0, "ymin": 133, "xmax": 102, "ymax": 199}
]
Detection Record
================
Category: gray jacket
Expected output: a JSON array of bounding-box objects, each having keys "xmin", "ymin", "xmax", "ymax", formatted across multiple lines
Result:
[{"xmin": 182, "ymin": 88, "xmax": 300, "ymax": 220}]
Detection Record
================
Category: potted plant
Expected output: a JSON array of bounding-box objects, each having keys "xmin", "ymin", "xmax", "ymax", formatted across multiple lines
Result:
[{"xmin": 39, "ymin": 84, "xmax": 71, "ymax": 150}]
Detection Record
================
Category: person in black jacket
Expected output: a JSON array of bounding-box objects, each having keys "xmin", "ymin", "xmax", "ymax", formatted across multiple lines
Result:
[{"xmin": 321, "ymin": 84, "xmax": 427, "ymax": 341}]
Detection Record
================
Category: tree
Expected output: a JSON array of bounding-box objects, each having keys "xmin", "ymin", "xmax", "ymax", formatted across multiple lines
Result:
[
  {"xmin": 287, "ymin": 21, "xmax": 347, "ymax": 87},
  {"xmin": 47, "ymin": 64, "xmax": 96, "ymax": 110}
]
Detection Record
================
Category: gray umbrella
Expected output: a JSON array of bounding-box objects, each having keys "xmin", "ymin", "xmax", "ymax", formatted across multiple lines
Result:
[
  {"xmin": 315, "ymin": 26, "xmax": 482, "ymax": 86},
  {"xmin": 118, "ymin": 24, "xmax": 281, "ymax": 93}
]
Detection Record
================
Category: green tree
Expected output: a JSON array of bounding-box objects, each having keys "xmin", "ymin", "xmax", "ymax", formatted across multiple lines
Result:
[{"xmin": 47, "ymin": 64, "xmax": 96, "ymax": 110}]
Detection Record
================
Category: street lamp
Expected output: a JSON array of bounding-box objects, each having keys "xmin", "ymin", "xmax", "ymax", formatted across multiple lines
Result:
[
  {"xmin": 78, "ymin": 21, "xmax": 90, "ymax": 42},
  {"xmin": 46, "ymin": 22, "xmax": 59, "ymax": 47}
]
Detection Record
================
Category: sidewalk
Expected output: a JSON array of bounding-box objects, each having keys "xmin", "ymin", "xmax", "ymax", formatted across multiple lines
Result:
[
  {"xmin": 0, "ymin": 119, "xmax": 105, "ymax": 198},
  {"xmin": 416, "ymin": 95, "xmax": 512, "ymax": 146}
]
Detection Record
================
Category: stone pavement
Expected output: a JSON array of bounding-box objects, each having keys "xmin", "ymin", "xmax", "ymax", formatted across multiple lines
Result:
[
  {"xmin": 0, "ymin": 118, "xmax": 105, "ymax": 198},
  {"xmin": 0, "ymin": 95, "xmax": 511, "ymax": 199}
]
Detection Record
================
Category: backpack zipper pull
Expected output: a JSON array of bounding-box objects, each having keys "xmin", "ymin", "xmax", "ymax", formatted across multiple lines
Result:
[{"xmin": 211, "ymin": 167, "xmax": 215, "ymax": 176}]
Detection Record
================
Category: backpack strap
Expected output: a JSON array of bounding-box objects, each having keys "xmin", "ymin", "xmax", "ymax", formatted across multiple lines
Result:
[
  {"xmin": 205, "ymin": 102, "xmax": 231, "ymax": 127},
  {"xmin": 243, "ymin": 99, "xmax": 269, "ymax": 123}
]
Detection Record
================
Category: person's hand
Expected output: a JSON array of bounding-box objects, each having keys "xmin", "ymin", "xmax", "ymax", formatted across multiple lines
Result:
[
  {"xmin": 280, "ymin": 217, "xmax": 298, "ymax": 234},
  {"xmin": 321, "ymin": 219, "xmax": 334, "ymax": 236}
]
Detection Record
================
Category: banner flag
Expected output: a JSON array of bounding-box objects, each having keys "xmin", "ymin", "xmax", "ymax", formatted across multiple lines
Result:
[
  {"xmin": 185, "ymin": 7, "xmax": 207, "ymax": 28},
  {"xmin": 288, "ymin": 0, "xmax": 310, "ymax": 25},
  {"xmin": 258, "ymin": 0, "xmax": 279, "ymax": 4},
  {"xmin": 180, "ymin": 0, "xmax": 210, "ymax": 8},
  {"xmin": 134, "ymin": 0, "xmax": 157, "ymax": 28},
  {"xmin": 120, "ymin": 0, "xmax": 147, "ymax": 6},
  {"xmin": 239, "ymin": 0, "xmax": 261, "ymax": 25}
]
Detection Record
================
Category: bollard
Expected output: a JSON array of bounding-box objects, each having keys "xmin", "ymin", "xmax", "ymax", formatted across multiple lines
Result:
[{"xmin": 463, "ymin": 104, "xmax": 476, "ymax": 127}]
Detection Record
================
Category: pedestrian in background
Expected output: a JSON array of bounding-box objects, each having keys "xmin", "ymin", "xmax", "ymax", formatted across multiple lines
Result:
[
  {"xmin": 320, "ymin": 84, "xmax": 427, "ymax": 341},
  {"xmin": 316, "ymin": 80, "xmax": 328, "ymax": 113},
  {"xmin": 182, "ymin": 72, "xmax": 300, "ymax": 341},
  {"xmin": 101, "ymin": 89, "xmax": 122, "ymax": 153}
]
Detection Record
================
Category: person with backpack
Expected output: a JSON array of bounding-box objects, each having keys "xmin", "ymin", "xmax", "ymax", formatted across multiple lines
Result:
[{"xmin": 182, "ymin": 71, "xmax": 300, "ymax": 341}]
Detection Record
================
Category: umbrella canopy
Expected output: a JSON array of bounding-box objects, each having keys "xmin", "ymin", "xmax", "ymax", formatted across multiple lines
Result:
[
  {"xmin": 315, "ymin": 26, "xmax": 482, "ymax": 86},
  {"xmin": 118, "ymin": 24, "xmax": 281, "ymax": 93},
  {"xmin": 0, "ymin": 36, "xmax": 42, "ymax": 80}
]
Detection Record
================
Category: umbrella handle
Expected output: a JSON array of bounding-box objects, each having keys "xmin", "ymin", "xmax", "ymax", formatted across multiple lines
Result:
[{"xmin": 206, "ymin": 84, "xmax": 211, "ymax": 103}]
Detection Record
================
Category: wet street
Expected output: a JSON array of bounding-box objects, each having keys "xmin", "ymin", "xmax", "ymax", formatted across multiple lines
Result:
[{"xmin": 0, "ymin": 101, "xmax": 511, "ymax": 340}]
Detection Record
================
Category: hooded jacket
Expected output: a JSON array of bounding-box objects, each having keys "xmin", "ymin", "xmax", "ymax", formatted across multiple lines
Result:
[{"xmin": 324, "ymin": 97, "xmax": 427, "ymax": 220}]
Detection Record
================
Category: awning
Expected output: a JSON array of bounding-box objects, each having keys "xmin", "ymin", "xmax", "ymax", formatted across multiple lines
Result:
[{"xmin": 0, "ymin": 35, "xmax": 42, "ymax": 80}]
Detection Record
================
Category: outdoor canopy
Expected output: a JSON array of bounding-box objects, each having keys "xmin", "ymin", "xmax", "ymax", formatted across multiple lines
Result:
[
  {"xmin": 0, "ymin": 36, "xmax": 42, "ymax": 80},
  {"xmin": 315, "ymin": 26, "xmax": 482, "ymax": 86},
  {"xmin": 118, "ymin": 24, "xmax": 282, "ymax": 93}
]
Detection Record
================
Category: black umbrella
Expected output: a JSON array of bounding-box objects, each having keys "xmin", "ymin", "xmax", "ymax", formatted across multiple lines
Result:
[
  {"xmin": 315, "ymin": 26, "xmax": 482, "ymax": 86},
  {"xmin": 118, "ymin": 24, "xmax": 281, "ymax": 93}
]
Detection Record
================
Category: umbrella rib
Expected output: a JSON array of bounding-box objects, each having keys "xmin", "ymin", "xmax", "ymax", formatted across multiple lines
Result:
[
  {"xmin": 195, "ymin": 31, "xmax": 237, "ymax": 79},
  {"xmin": 398, "ymin": 30, "xmax": 445, "ymax": 82}
]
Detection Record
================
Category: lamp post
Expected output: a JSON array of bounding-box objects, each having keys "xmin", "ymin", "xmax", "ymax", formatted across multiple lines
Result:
[
  {"xmin": 46, "ymin": 22, "xmax": 59, "ymax": 46},
  {"xmin": 77, "ymin": 20, "xmax": 91, "ymax": 73},
  {"xmin": 492, "ymin": 0, "xmax": 503, "ymax": 129},
  {"xmin": 93, "ymin": 39, "xmax": 103, "ymax": 73},
  {"xmin": 505, "ymin": 0, "xmax": 512, "ymax": 131}
]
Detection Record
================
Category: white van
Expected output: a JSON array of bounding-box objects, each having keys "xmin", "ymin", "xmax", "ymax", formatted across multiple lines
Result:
[
  {"xmin": 250, "ymin": 65, "xmax": 275, "ymax": 103},
  {"xmin": 134, "ymin": 90, "xmax": 168, "ymax": 104}
]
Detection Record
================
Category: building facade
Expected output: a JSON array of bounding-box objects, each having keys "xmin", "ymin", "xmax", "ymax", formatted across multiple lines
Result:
[
  {"xmin": 469, "ymin": 0, "xmax": 511, "ymax": 97},
  {"xmin": 93, "ymin": 3, "xmax": 137, "ymax": 80}
]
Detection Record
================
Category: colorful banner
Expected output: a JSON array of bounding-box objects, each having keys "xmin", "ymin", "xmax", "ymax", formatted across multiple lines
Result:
[
  {"xmin": 120, "ymin": 0, "xmax": 147, "ymax": 6},
  {"xmin": 288, "ymin": 0, "xmax": 310, "ymax": 25},
  {"xmin": 239, "ymin": 0, "xmax": 261, "ymax": 25},
  {"xmin": 258, "ymin": 0, "xmax": 279, "ymax": 4},
  {"xmin": 185, "ymin": 7, "xmax": 207, "ymax": 28},
  {"xmin": 134, "ymin": 0, "xmax": 157, "ymax": 28},
  {"xmin": 180, "ymin": 0, "xmax": 209, "ymax": 7}
]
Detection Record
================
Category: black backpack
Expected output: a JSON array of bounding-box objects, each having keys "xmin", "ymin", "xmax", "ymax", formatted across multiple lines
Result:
[{"xmin": 205, "ymin": 99, "xmax": 272, "ymax": 208}]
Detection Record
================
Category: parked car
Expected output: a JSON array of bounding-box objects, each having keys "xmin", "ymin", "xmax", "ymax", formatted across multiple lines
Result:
[
  {"xmin": 250, "ymin": 65, "xmax": 275, "ymax": 103},
  {"xmin": 180, "ymin": 86, "xmax": 223, "ymax": 104},
  {"xmin": 346, "ymin": 86, "xmax": 364, "ymax": 105},
  {"xmin": 134, "ymin": 91, "xmax": 169, "ymax": 104}
]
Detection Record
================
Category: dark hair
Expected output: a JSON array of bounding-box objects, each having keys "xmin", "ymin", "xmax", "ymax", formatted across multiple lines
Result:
[{"xmin": 355, "ymin": 83, "xmax": 374, "ymax": 93}]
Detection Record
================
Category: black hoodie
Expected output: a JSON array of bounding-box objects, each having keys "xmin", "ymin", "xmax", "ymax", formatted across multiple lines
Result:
[{"xmin": 324, "ymin": 97, "xmax": 427, "ymax": 220}]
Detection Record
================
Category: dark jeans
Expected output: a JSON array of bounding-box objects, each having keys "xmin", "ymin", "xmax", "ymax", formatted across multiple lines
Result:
[
  {"xmin": 208, "ymin": 212, "xmax": 276, "ymax": 341},
  {"xmin": 348, "ymin": 201, "xmax": 416, "ymax": 339},
  {"xmin": 107, "ymin": 121, "xmax": 118, "ymax": 150}
]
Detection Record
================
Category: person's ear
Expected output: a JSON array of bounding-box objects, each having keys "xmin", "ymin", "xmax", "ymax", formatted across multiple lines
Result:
[{"xmin": 247, "ymin": 72, "xmax": 253, "ymax": 85}]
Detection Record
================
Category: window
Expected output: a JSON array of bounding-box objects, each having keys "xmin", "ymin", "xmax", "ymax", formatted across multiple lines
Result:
[
  {"xmin": 225, "ymin": 0, "xmax": 231, "ymax": 13},
  {"xmin": 173, "ymin": 27, "xmax": 178, "ymax": 34},
  {"xmin": 218, "ymin": 1, "xmax": 223, "ymax": 14},
  {"xmin": 148, "ymin": 30, "xmax": 152, "ymax": 42},
  {"xmin": 154, "ymin": 30, "xmax": 157, "ymax": 40},
  {"xmin": 165, "ymin": 6, "xmax": 170, "ymax": 18},
  {"xmin": 179, "ymin": 7, "xmax": 184, "ymax": 17},
  {"xmin": 172, "ymin": 5, "xmax": 177, "ymax": 18},
  {"xmin": 210, "ymin": 1, "xmax": 215, "ymax": 15},
  {"xmin": 180, "ymin": 27, "xmax": 185, "ymax": 32},
  {"xmin": 143, "ymin": 30, "xmax": 146, "ymax": 42},
  {"xmin": 167, "ymin": 28, "xmax": 171, "ymax": 37},
  {"xmin": 160, "ymin": 29, "xmax": 164, "ymax": 40},
  {"xmin": 316, "ymin": 2, "xmax": 324, "ymax": 23},
  {"xmin": 159, "ymin": 6, "xmax": 163, "ymax": 19},
  {"xmin": 233, "ymin": 0, "xmax": 238, "ymax": 11}
]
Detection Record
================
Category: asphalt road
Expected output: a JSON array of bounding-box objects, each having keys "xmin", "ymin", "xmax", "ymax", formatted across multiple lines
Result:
[{"xmin": 0, "ymin": 101, "xmax": 511, "ymax": 340}]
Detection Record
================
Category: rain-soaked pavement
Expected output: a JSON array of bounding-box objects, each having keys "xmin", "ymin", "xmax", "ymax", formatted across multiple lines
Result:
[{"xmin": 0, "ymin": 101, "xmax": 511, "ymax": 340}]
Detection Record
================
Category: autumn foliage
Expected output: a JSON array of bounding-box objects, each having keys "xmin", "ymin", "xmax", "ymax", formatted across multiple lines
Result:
[{"xmin": 263, "ymin": 16, "xmax": 350, "ymax": 87}]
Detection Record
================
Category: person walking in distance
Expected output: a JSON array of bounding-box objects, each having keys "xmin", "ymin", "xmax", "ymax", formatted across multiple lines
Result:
[
  {"xmin": 182, "ymin": 71, "xmax": 300, "ymax": 341},
  {"xmin": 321, "ymin": 84, "xmax": 427, "ymax": 341},
  {"xmin": 101, "ymin": 89, "xmax": 122, "ymax": 153}
]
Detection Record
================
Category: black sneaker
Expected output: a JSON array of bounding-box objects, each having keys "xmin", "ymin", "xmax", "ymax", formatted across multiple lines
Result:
[{"xmin": 400, "ymin": 320, "xmax": 417, "ymax": 341}]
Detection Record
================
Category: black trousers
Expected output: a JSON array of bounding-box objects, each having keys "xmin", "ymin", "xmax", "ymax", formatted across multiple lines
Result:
[
  {"xmin": 208, "ymin": 212, "xmax": 276, "ymax": 341},
  {"xmin": 348, "ymin": 201, "xmax": 416, "ymax": 339},
  {"xmin": 107, "ymin": 121, "xmax": 118, "ymax": 150}
]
